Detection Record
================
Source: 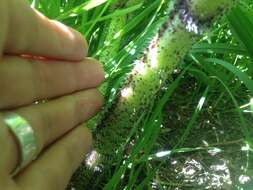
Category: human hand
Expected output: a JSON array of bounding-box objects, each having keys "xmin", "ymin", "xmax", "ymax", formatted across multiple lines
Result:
[{"xmin": 0, "ymin": 0, "xmax": 104, "ymax": 189}]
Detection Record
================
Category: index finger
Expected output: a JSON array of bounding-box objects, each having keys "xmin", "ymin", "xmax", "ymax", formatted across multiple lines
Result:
[{"xmin": 1, "ymin": 0, "xmax": 88, "ymax": 61}]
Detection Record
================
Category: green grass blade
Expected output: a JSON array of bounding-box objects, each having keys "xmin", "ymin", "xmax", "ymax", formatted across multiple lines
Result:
[
  {"xmin": 190, "ymin": 43, "xmax": 248, "ymax": 55},
  {"xmin": 94, "ymin": 0, "xmax": 161, "ymax": 58},
  {"xmin": 56, "ymin": 0, "xmax": 108, "ymax": 20},
  {"xmin": 227, "ymin": 4, "xmax": 253, "ymax": 58},
  {"xmin": 205, "ymin": 58, "xmax": 253, "ymax": 95},
  {"xmin": 211, "ymin": 76, "xmax": 253, "ymax": 168},
  {"xmin": 78, "ymin": 3, "xmax": 143, "ymax": 27},
  {"xmin": 251, "ymin": 98, "xmax": 253, "ymax": 117},
  {"xmin": 174, "ymin": 87, "xmax": 209, "ymax": 148}
]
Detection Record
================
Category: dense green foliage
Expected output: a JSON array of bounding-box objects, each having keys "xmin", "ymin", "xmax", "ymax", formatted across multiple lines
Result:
[{"xmin": 28, "ymin": 0, "xmax": 253, "ymax": 189}]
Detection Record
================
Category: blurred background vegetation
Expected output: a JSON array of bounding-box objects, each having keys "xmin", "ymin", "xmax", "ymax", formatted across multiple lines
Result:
[{"xmin": 27, "ymin": 0, "xmax": 253, "ymax": 189}]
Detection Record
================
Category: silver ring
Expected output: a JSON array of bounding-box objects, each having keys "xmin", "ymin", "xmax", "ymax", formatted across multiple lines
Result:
[{"xmin": 3, "ymin": 112, "xmax": 38, "ymax": 176}]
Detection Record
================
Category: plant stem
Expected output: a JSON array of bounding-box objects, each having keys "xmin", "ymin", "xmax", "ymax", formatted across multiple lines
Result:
[
  {"xmin": 70, "ymin": 0, "xmax": 238, "ymax": 189},
  {"xmin": 96, "ymin": 0, "xmax": 237, "ymax": 159}
]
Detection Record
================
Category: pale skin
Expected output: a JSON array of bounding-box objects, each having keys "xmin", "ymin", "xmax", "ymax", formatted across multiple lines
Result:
[{"xmin": 0, "ymin": 0, "xmax": 104, "ymax": 189}]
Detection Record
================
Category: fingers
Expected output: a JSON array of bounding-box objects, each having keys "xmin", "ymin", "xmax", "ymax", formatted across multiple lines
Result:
[
  {"xmin": 1, "ymin": 89, "xmax": 103, "ymax": 174},
  {"xmin": 0, "ymin": 1, "xmax": 8, "ymax": 56},
  {"xmin": 15, "ymin": 126, "xmax": 92, "ymax": 190},
  {"xmin": 0, "ymin": 174, "xmax": 19, "ymax": 190},
  {"xmin": 0, "ymin": 117, "xmax": 20, "ymax": 174},
  {"xmin": 0, "ymin": 56, "xmax": 104, "ymax": 109},
  {"xmin": 1, "ymin": 0, "xmax": 87, "ymax": 60}
]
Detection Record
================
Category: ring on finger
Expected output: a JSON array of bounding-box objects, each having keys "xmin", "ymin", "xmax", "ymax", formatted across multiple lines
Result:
[{"xmin": 3, "ymin": 112, "xmax": 38, "ymax": 176}]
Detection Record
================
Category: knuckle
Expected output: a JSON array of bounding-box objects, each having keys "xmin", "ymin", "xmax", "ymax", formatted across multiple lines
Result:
[
  {"xmin": 94, "ymin": 89, "xmax": 104, "ymax": 107},
  {"xmin": 86, "ymin": 58, "xmax": 105, "ymax": 82},
  {"xmin": 80, "ymin": 127, "xmax": 93, "ymax": 148},
  {"xmin": 63, "ymin": 127, "xmax": 93, "ymax": 170}
]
